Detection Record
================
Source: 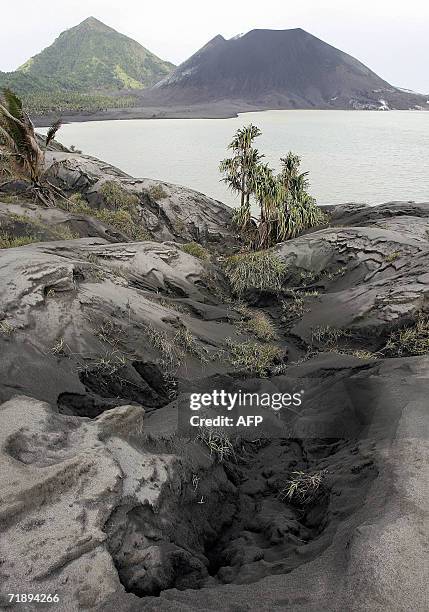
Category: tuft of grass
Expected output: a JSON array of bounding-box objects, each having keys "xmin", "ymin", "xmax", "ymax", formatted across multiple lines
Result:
[
  {"xmin": 51, "ymin": 337, "xmax": 68, "ymax": 355},
  {"xmin": 279, "ymin": 469, "xmax": 328, "ymax": 505},
  {"xmin": 174, "ymin": 327, "xmax": 209, "ymax": 363},
  {"xmin": 94, "ymin": 320, "xmax": 125, "ymax": 347},
  {"xmin": 0, "ymin": 232, "xmax": 38, "ymax": 248},
  {"xmin": 95, "ymin": 208, "xmax": 149, "ymax": 240},
  {"xmin": 225, "ymin": 338, "xmax": 284, "ymax": 376},
  {"xmin": 0, "ymin": 193, "xmax": 22, "ymax": 204},
  {"xmin": 237, "ymin": 306, "xmax": 277, "ymax": 341},
  {"xmin": 0, "ymin": 320, "xmax": 14, "ymax": 335},
  {"xmin": 384, "ymin": 313, "xmax": 429, "ymax": 356},
  {"xmin": 1, "ymin": 212, "xmax": 79, "ymax": 247},
  {"xmin": 299, "ymin": 270, "xmax": 318, "ymax": 284},
  {"xmin": 53, "ymin": 225, "xmax": 79, "ymax": 240},
  {"xmin": 148, "ymin": 184, "xmax": 168, "ymax": 200},
  {"xmin": 325, "ymin": 265, "xmax": 348, "ymax": 280},
  {"xmin": 384, "ymin": 251, "xmax": 401, "ymax": 263},
  {"xmin": 224, "ymin": 250, "xmax": 287, "ymax": 295},
  {"xmin": 145, "ymin": 325, "xmax": 179, "ymax": 373},
  {"xmin": 60, "ymin": 193, "xmax": 92, "ymax": 214},
  {"xmin": 311, "ymin": 325, "xmax": 351, "ymax": 348},
  {"xmin": 80, "ymin": 351, "xmax": 127, "ymax": 376},
  {"xmin": 145, "ymin": 324, "xmax": 208, "ymax": 375},
  {"xmin": 281, "ymin": 294, "xmax": 306, "ymax": 328},
  {"xmin": 197, "ymin": 427, "xmax": 236, "ymax": 463},
  {"xmin": 301, "ymin": 289, "xmax": 319, "ymax": 297},
  {"xmin": 351, "ymin": 350, "xmax": 377, "ymax": 360},
  {"xmin": 59, "ymin": 190, "xmax": 149, "ymax": 240},
  {"xmin": 181, "ymin": 242, "xmax": 210, "ymax": 261},
  {"xmin": 99, "ymin": 181, "xmax": 140, "ymax": 212},
  {"xmin": 143, "ymin": 293, "xmax": 188, "ymax": 313}
]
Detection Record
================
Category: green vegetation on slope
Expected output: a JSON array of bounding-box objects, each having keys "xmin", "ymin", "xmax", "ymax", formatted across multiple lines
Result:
[
  {"xmin": 224, "ymin": 251, "xmax": 287, "ymax": 295},
  {"xmin": 0, "ymin": 17, "xmax": 174, "ymax": 113}
]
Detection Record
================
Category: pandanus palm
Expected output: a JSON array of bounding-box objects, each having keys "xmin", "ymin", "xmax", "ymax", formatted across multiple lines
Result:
[
  {"xmin": 220, "ymin": 124, "xmax": 263, "ymax": 231},
  {"xmin": 250, "ymin": 164, "xmax": 283, "ymax": 249},
  {"xmin": 276, "ymin": 152, "xmax": 326, "ymax": 241},
  {"xmin": 0, "ymin": 89, "xmax": 61, "ymax": 204},
  {"xmin": 221, "ymin": 128, "xmax": 328, "ymax": 249}
]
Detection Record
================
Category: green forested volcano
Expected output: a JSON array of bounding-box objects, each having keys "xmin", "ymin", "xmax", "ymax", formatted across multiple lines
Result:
[{"xmin": 0, "ymin": 17, "xmax": 174, "ymax": 97}]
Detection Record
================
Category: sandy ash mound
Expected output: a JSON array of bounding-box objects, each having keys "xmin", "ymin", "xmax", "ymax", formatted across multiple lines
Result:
[{"xmin": 0, "ymin": 192, "xmax": 428, "ymax": 610}]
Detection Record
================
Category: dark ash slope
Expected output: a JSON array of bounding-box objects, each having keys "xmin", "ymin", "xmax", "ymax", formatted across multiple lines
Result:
[{"xmin": 144, "ymin": 28, "xmax": 427, "ymax": 111}]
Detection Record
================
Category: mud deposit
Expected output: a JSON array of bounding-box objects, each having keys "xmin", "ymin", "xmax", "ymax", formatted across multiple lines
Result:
[
  {"xmin": 0, "ymin": 151, "xmax": 428, "ymax": 611},
  {"xmin": 106, "ymin": 435, "xmax": 376, "ymax": 596}
]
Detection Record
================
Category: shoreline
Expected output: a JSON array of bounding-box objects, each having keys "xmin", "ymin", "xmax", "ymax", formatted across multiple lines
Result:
[
  {"xmin": 32, "ymin": 101, "xmax": 429, "ymax": 127},
  {"xmin": 33, "ymin": 102, "xmax": 247, "ymax": 127}
]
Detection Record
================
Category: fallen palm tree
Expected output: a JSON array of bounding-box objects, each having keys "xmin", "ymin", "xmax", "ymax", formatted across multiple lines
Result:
[{"xmin": 0, "ymin": 88, "xmax": 62, "ymax": 205}]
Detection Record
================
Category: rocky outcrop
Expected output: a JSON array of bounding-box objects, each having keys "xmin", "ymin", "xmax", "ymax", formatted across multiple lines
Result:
[
  {"xmin": 44, "ymin": 151, "xmax": 235, "ymax": 246},
  {"xmin": 0, "ymin": 200, "xmax": 128, "ymax": 243},
  {"xmin": 0, "ymin": 199, "xmax": 428, "ymax": 611},
  {"xmin": 1, "ymin": 353, "xmax": 427, "ymax": 611},
  {"xmin": 0, "ymin": 237, "xmax": 253, "ymax": 413},
  {"xmin": 273, "ymin": 202, "xmax": 429, "ymax": 346},
  {"xmin": 0, "ymin": 395, "xmax": 235, "ymax": 609}
]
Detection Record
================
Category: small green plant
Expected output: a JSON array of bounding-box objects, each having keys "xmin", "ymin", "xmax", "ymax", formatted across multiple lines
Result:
[
  {"xmin": 224, "ymin": 250, "xmax": 286, "ymax": 295},
  {"xmin": 299, "ymin": 269, "xmax": 318, "ymax": 284},
  {"xmin": 301, "ymin": 289, "xmax": 319, "ymax": 297},
  {"xmin": 351, "ymin": 350, "xmax": 377, "ymax": 360},
  {"xmin": 53, "ymin": 225, "xmax": 79, "ymax": 240},
  {"xmin": 61, "ymin": 192, "xmax": 92, "ymax": 214},
  {"xmin": 384, "ymin": 314, "xmax": 429, "ymax": 356},
  {"xmin": 59, "ymin": 191, "xmax": 149, "ymax": 240},
  {"xmin": 0, "ymin": 320, "xmax": 14, "ymax": 335},
  {"xmin": 325, "ymin": 265, "xmax": 348, "ymax": 280},
  {"xmin": 148, "ymin": 184, "xmax": 168, "ymax": 200},
  {"xmin": 82, "ymin": 351, "xmax": 127, "ymax": 376},
  {"xmin": 95, "ymin": 208, "xmax": 148, "ymax": 240},
  {"xmin": 0, "ymin": 193, "xmax": 22, "ymax": 204},
  {"xmin": 144, "ymin": 324, "xmax": 208, "ymax": 374},
  {"xmin": 94, "ymin": 320, "xmax": 125, "ymax": 347},
  {"xmin": 225, "ymin": 338, "xmax": 284, "ymax": 376},
  {"xmin": 237, "ymin": 306, "xmax": 277, "ymax": 341},
  {"xmin": 173, "ymin": 218, "xmax": 186, "ymax": 233},
  {"xmin": 384, "ymin": 251, "xmax": 401, "ymax": 263},
  {"xmin": 281, "ymin": 294, "xmax": 306, "ymax": 328},
  {"xmin": 69, "ymin": 144, "xmax": 82, "ymax": 154},
  {"xmin": 197, "ymin": 426, "xmax": 236, "ymax": 463},
  {"xmin": 279, "ymin": 469, "xmax": 328, "ymax": 505},
  {"xmin": 51, "ymin": 337, "xmax": 68, "ymax": 355},
  {"xmin": 174, "ymin": 327, "xmax": 209, "ymax": 363},
  {"xmin": 0, "ymin": 232, "xmax": 38, "ymax": 248},
  {"xmin": 311, "ymin": 325, "xmax": 351, "ymax": 347},
  {"xmin": 145, "ymin": 325, "xmax": 180, "ymax": 372},
  {"xmin": 99, "ymin": 181, "xmax": 140, "ymax": 212},
  {"xmin": 181, "ymin": 242, "xmax": 210, "ymax": 261}
]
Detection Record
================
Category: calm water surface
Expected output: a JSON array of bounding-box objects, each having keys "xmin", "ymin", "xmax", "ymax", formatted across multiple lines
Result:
[{"xmin": 44, "ymin": 110, "xmax": 428, "ymax": 208}]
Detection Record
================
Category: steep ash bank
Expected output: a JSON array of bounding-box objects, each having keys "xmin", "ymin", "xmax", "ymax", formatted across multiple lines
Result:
[{"xmin": 0, "ymin": 178, "xmax": 428, "ymax": 611}]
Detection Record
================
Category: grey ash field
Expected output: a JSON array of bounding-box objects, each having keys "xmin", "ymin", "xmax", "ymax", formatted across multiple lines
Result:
[{"xmin": 0, "ymin": 144, "xmax": 428, "ymax": 610}]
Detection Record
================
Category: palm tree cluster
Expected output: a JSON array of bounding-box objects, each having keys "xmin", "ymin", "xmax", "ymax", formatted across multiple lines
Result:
[
  {"xmin": 220, "ymin": 124, "xmax": 327, "ymax": 249},
  {"xmin": 0, "ymin": 88, "xmax": 61, "ymax": 205}
]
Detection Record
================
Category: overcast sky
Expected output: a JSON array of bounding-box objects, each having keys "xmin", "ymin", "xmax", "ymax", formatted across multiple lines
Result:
[{"xmin": 1, "ymin": 0, "xmax": 428, "ymax": 92}]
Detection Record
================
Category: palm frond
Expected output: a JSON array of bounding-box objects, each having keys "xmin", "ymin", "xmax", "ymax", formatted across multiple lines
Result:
[{"xmin": 45, "ymin": 119, "xmax": 62, "ymax": 147}]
